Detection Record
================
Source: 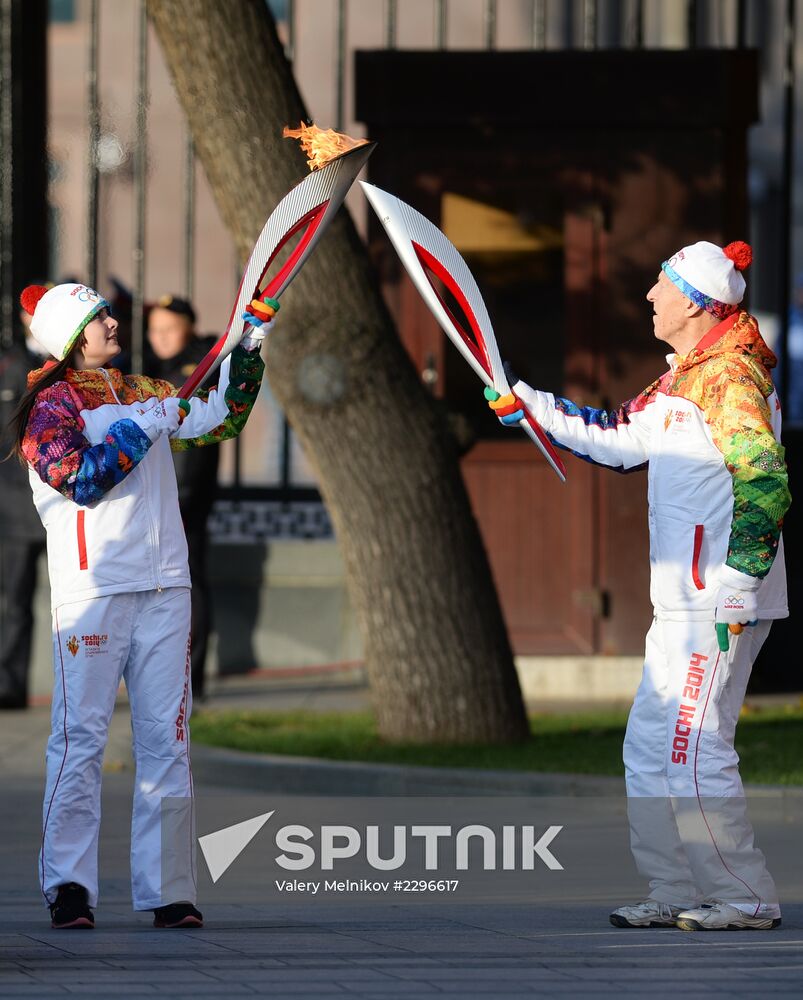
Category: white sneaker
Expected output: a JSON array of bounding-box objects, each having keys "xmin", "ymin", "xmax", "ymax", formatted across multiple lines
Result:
[
  {"xmin": 676, "ymin": 903, "xmax": 781, "ymax": 931},
  {"xmin": 610, "ymin": 900, "xmax": 685, "ymax": 928}
]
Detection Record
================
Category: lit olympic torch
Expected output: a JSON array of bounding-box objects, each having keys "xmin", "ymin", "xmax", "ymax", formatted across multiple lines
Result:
[{"xmin": 180, "ymin": 126, "xmax": 375, "ymax": 398}]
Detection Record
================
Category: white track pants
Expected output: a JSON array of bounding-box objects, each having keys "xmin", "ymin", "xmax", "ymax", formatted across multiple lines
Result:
[
  {"xmin": 41, "ymin": 587, "xmax": 195, "ymax": 910},
  {"xmin": 623, "ymin": 618, "xmax": 778, "ymax": 918}
]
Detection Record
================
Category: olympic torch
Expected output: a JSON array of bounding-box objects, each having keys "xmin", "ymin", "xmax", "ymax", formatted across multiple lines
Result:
[
  {"xmin": 361, "ymin": 182, "xmax": 566, "ymax": 482},
  {"xmin": 180, "ymin": 127, "xmax": 375, "ymax": 398}
]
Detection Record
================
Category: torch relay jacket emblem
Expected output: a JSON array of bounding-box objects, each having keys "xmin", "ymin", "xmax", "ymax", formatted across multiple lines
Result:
[
  {"xmin": 22, "ymin": 345, "xmax": 264, "ymax": 608},
  {"xmin": 512, "ymin": 311, "xmax": 790, "ymax": 621}
]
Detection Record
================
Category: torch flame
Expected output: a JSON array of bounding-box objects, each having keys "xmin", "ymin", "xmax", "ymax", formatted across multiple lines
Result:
[{"xmin": 283, "ymin": 122, "xmax": 370, "ymax": 172}]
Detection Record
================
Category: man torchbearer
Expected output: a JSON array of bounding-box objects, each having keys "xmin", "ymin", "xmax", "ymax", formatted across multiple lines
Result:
[{"xmin": 490, "ymin": 241, "xmax": 790, "ymax": 931}]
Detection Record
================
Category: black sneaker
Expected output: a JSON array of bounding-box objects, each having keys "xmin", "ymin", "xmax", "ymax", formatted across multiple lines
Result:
[
  {"xmin": 49, "ymin": 883, "xmax": 94, "ymax": 929},
  {"xmin": 153, "ymin": 902, "xmax": 203, "ymax": 928}
]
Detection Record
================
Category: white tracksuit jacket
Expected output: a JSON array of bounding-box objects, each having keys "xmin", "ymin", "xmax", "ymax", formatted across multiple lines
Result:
[{"xmin": 24, "ymin": 347, "xmax": 264, "ymax": 608}]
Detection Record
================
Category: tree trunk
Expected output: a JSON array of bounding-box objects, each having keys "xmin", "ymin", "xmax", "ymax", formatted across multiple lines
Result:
[{"xmin": 147, "ymin": 0, "xmax": 529, "ymax": 744}]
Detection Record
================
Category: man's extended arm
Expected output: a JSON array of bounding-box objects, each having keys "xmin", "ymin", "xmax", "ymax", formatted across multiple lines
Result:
[{"xmin": 508, "ymin": 375, "xmax": 665, "ymax": 474}]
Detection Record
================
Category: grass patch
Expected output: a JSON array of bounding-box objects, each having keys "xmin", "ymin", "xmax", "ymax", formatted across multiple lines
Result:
[{"xmin": 190, "ymin": 705, "xmax": 803, "ymax": 785}]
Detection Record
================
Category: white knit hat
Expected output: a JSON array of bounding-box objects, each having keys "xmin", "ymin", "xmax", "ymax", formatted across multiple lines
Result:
[
  {"xmin": 662, "ymin": 241, "xmax": 752, "ymax": 320},
  {"xmin": 21, "ymin": 283, "xmax": 109, "ymax": 361}
]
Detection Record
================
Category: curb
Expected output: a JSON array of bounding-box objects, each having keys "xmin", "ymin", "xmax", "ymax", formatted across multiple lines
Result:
[{"xmin": 189, "ymin": 742, "xmax": 626, "ymax": 797}]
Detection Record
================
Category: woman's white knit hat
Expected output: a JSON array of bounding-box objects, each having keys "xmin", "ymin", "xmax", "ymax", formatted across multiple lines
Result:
[
  {"xmin": 21, "ymin": 283, "xmax": 109, "ymax": 360},
  {"xmin": 661, "ymin": 241, "xmax": 752, "ymax": 320}
]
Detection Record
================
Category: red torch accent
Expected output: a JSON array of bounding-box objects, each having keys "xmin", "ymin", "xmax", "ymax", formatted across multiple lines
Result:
[
  {"xmin": 179, "ymin": 202, "xmax": 328, "ymax": 398},
  {"xmin": 412, "ymin": 242, "xmax": 566, "ymax": 479}
]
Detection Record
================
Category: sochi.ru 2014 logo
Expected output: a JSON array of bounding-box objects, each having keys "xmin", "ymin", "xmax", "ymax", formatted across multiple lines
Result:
[
  {"xmin": 81, "ymin": 633, "xmax": 109, "ymax": 656},
  {"xmin": 66, "ymin": 633, "xmax": 108, "ymax": 657}
]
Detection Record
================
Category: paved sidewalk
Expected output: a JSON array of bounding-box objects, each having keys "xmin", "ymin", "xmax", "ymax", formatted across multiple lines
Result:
[{"xmin": 1, "ymin": 705, "xmax": 802, "ymax": 998}]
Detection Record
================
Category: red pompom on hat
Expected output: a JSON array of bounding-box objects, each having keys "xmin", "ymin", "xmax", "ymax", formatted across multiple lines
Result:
[
  {"xmin": 20, "ymin": 284, "xmax": 49, "ymax": 316},
  {"xmin": 723, "ymin": 241, "xmax": 753, "ymax": 272}
]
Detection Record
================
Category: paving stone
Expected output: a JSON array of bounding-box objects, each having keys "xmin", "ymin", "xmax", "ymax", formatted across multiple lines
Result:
[
  {"xmin": 0, "ymin": 989, "xmax": 70, "ymax": 997},
  {"xmin": 338, "ymin": 986, "xmax": 444, "ymax": 997},
  {"xmin": 28, "ymin": 969, "xmax": 221, "ymax": 984},
  {"xmin": 202, "ymin": 968, "xmax": 395, "ymax": 983}
]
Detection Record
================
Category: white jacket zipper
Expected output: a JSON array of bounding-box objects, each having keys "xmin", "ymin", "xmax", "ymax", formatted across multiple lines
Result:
[{"xmin": 99, "ymin": 366, "xmax": 121, "ymax": 404}]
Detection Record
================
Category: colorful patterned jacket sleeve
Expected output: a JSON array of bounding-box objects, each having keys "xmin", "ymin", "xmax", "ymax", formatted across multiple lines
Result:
[
  {"xmin": 171, "ymin": 345, "xmax": 265, "ymax": 451},
  {"xmin": 22, "ymin": 382, "xmax": 152, "ymax": 506},
  {"xmin": 513, "ymin": 376, "xmax": 663, "ymax": 473},
  {"xmin": 703, "ymin": 363, "xmax": 791, "ymax": 579}
]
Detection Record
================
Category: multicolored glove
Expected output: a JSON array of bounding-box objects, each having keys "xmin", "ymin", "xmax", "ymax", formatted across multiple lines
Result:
[
  {"xmin": 241, "ymin": 295, "xmax": 279, "ymax": 350},
  {"xmin": 131, "ymin": 397, "xmax": 191, "ymax": 442},
  {"xmin": 485, "ymin": 386, "xmax": 524, "ymax": 425},
  {"xmin": 714, "ymin": 565, "xmax": 760, "ymax": 652}
]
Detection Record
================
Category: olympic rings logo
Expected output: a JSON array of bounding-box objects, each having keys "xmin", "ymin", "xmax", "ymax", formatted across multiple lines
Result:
[
  {"xmin": 70, "ymin": 285, "xmax": 101, "ymax": 303},
  {"xmin": 724, "ymin": 595, "xmax": 745, "ymax": 607}
]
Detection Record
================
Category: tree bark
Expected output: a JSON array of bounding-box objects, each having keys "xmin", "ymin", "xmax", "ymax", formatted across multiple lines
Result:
[{"xmin": 147, "ymin": 0, "xmax": 529, "ymax": 744}]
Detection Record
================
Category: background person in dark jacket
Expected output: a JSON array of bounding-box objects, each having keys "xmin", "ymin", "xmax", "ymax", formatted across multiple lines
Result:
[
  {"xmin": 145, "ymin": 295, "xmax": 219, "ymax": 700},
  {"xmin": 0, "ymin": 307, "xmax": 47, "ymax": 709}
]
